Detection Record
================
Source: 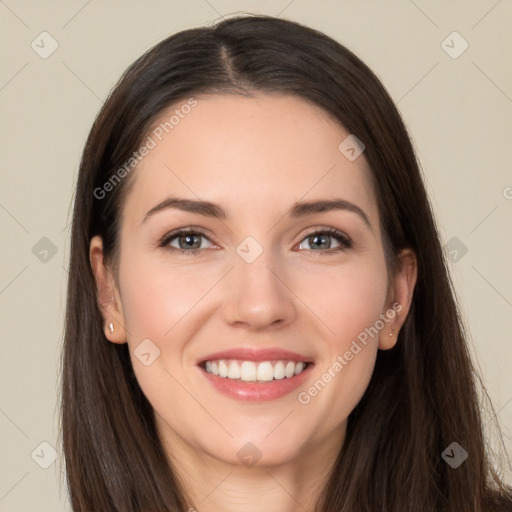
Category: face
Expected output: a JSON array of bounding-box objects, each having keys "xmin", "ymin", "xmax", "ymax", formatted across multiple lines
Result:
[{"xmin": 91, "ymin": 93, "xmax": 414, "ymax": 470}]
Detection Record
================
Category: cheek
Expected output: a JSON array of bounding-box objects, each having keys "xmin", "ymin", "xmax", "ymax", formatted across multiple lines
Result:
[
  {"xmin": 293, "ymin": 255, "xmax": 389, "ymax": 343},
  {"xmin": 293, "ymin": 256, "xmax": 387, "ymax": 418},
  {"xmin": 119, "ymin": 243, "xmax": 389, "ymax": 352},
  {"xmin": 117, "ymin": 253, "xmax": 209, "ymax": 412},
  {"xmin": 118, "ymin": 250, "xmax": 216, "ymax": 341},
  {"xmin": 304, "ymin": 344, "xmax": 378, "ymax": 436}
]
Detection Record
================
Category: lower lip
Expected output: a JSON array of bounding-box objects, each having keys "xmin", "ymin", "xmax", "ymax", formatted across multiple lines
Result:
[{"xmin": 198, "ymin": 363, "xmax": 314, "ymax": 402}]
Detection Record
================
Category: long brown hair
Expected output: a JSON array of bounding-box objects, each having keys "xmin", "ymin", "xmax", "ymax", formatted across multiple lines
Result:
[{"xmin": 60, "ymin": 14, "xmax": 512, "ymax": 512}]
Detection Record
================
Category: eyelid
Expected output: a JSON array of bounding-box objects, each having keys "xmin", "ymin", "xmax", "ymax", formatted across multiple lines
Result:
[
  {"xmin": 299, "ymin": 225, "xmax": 351, "ymax": 241},
  {"xmin": 157, "ymin": 226, "xmax": 216, "ymax": 249},
  {"xmin": 158, "ymin": 225, "xmax": 353, "ymax": 253},
  {"xmin": 296, "ymin": 226, "xmax": 353, "ymax": 251}
]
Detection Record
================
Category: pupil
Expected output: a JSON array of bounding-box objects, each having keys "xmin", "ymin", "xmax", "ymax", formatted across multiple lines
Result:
[
  {"xmin": 180, "ymin": 234, "xmax": 200, "ymax": 249},
  {"xmin": 310, "ymin": 234, "xmax": 330, "ymax": 249}
]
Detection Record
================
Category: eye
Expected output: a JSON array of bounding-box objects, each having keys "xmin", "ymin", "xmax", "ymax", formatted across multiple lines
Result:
[
  {"xmin": 296, "ymin": 227, "xmax": 352, "ymax": 253},
  {"xmin": 158, "ymin": 226, "xmax": 353, "ymax": 256},
  {"xmin": 158, "ymin": 229, "xmax": 215, "ymax": 255}
]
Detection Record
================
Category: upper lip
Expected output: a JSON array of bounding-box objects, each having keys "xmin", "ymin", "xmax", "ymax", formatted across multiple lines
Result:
[{"xmin": 197, "ymin": 347, "xmax": 314, "ymax": 365}]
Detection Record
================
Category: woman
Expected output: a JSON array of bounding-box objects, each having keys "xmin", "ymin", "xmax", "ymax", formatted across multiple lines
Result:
[{"xmin": 61, "ymin": 14, "xmax": 512, "ymax": 512}]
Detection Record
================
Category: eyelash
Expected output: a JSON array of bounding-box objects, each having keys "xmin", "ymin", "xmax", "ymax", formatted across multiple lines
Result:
[{"xmin": 158, "ymin": 226, "xmax": 353, "ymax": 256}]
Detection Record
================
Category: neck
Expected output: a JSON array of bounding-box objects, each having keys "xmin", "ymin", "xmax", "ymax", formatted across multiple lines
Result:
[{"xmin": 162, "ymin": 423, "xmax": 346, "ymax": 512}]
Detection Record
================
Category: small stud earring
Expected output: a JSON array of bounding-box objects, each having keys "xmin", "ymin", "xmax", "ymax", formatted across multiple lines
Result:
[
  {"xmin": 389, "ymin": 326, "xmax": 395, "ymax": 338},
  {"xmin": 108, "ymin": 322, "xmax": 114, "ymax": 334}
]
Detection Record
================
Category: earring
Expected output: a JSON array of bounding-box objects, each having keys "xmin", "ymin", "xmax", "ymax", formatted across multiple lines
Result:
[
  {"xmin": 389, "ymin": 326, "xmax": 395, "ymax": 338},
  {"xmin": 108, "ymin": 322, "xmax": 114, "ymax": 334}
]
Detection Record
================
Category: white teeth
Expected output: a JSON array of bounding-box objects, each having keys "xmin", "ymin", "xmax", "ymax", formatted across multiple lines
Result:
[
  {"xmin": 273, "ymin": 361, "xmax": 285, "ymax": 380},
  {"xmin": 285, "ymin": 361, "xmax": 295, "ymax": 378},
  {"xmin": 240, "ymin": 361, "xmax": 257, "ymax": 381},
  {"xmin": 227, "ymin": 360, "xmax": 241, "ymax": 379},
  {"xmin": 257, "ymin": 361, "xmax": 274, "ymax": 381},
  {"xmin": 218, "ymin": 360, "xmax": 228, "ymax": 377},
  {"xmin": 204, "ymin": 359, "xmax": 308, "ymax": 382}
]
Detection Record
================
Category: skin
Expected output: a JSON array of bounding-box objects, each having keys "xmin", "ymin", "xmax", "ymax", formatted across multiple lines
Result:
[{"xmin": 90, "ymin": 93, "xmax": 417, "ymax": 512}]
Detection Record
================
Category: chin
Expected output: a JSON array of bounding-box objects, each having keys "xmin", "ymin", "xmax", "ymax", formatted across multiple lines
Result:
[{"xmin": 208, "ymin": 435, "xmax": 304, "ymax": 469}]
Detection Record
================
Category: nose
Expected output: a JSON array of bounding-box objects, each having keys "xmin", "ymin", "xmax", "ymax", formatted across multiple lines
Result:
[{"xmin": 221, "ymin": 245, "xmax": 298, "ymax": 331}]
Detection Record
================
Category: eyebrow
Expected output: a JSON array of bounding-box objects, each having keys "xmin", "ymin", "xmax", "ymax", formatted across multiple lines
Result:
[{"xmin": 142, "ymin": 197, "xmax": 371, "ymax": 228}]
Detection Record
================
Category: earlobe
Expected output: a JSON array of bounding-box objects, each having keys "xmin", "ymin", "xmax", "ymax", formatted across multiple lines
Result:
[
  {"xmin": 102, "ymin": 319, "xmax": 126, "ymax": 344},
  {"xmin": 379, "ymin": 248, "xmax": 418, "ymax": 350},
  {"xmin": 89, "ymin": 235, "xmax": 127, "ymax": 344}
]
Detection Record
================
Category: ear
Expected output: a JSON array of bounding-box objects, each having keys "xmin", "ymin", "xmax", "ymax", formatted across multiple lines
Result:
[
  {"xmin": 89, "ymin": 235, "xmax": 128, "ymax": 344},
  {"xmin": 379, "ymin": 248, "xmax": 417, "ymax": 350}
]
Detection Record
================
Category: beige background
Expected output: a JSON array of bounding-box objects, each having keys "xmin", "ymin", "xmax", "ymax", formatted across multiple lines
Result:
[{"xmin": 1, "ymin": 1, "xmax": 511, "ymax": 510}]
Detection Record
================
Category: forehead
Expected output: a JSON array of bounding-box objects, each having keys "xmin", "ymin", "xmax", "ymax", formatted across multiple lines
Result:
[{"xmin": 121, "ymin": 93, "xmax": 378, "ymax": 228}]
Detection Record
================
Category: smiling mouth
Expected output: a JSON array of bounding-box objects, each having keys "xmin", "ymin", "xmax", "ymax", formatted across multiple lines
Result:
[{"xmin": 199, "ymin": 359, "xmax": 312, "ymax": 383}]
